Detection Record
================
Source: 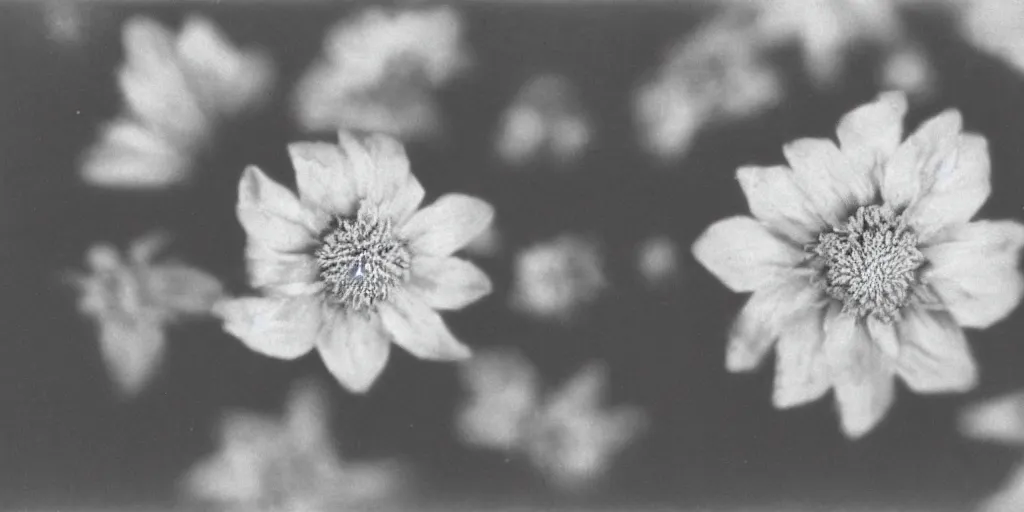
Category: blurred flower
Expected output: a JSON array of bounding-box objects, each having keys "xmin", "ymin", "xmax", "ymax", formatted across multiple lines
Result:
[
  {"xmin": 81, "ymin": 16, "xmax": 275, "ymax": 189},
  {"xmin": 183, "ymin": 380, "xmax": 404, "ymax": 512},
  {"xmin": 634, "ymin": 13, "xmax": 782, "ymax": 161},
  {"xmin": 958, "ymin": 0, "xmax": 1024, "ymax": 76},
  {"xmin": 292, "ymin": 7, "xmax": 468, "ymax": 140},
  {"xmin": 509, "ymin": 234, "xmax": 607, "ymax": 322},
  {"xmin": 457, "ymin": 349, "xmax": 647, "ymax": 491},
  {"xmin": 636, "ymin": 235, "xmax": 680, "ymax": 289},
  {"xmin": 218, "ymin": 132, "xmax": 494, "ymax": 393},
  {"xmin": 71, "ymin": 232, "xmax": 224, "ymax": 397},
  {"xmin": 961, "ymin": 392, "xmax": 1024, "ymax": 512},
  {"xmin": 42, "ymin": 2, "xmax": 86, "ymax": 46},
  {"xmin": 495, "ymin": 74, "xmax": 592, "ymax": 166},
  {"xmin": 879, "ymin": 42, "xmax": 936, "ymax": 100},
  {"xmin": 692, "ymin": 91, "xmax": 1024, "ymax": 438}
]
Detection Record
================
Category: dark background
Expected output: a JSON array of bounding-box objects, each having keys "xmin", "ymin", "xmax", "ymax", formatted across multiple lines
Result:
[{"xmin": 1, "ymin": 1, "xmax": 1024, "ymax": 510}]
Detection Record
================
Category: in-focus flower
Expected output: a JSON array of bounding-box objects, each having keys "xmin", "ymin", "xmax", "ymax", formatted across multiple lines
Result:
[
  {"xmin": 634, "ymin": 13, "xmax": 782, "ymax": 161},
  {"xmin": 961, "ymin": 392, "xmax": 1024, "ymax": 512},
  {"xmin": 217, "ymin": 132, "xmax": 494, "ymax": 393},
  {"xmin": 183, "ymin": 380, "xmax": 405, "ymax": 512},
  {"xmin": 81, "ymin": 16, "xmax": 274, "ymax": 189},
  {"xmin": 292, "ymin": 7, "xmax": 468, "ymax": 140},
  {"xmin": 958, "ymin": 0, "xmax": 1024, "ymax": 76},
  {"xmin": 494, "ymin": 74, "xmax": 592, "ymax": 166},
  {"xmin": 509, "ymin": 234, "xmax": 607, "ymax": 322},
  {"xmin": 71, "ymin": 232, "xmax": 224, "ymax": 397},
  {"xmin": 636, "ymin": 235, "xmax": 681, "ymax": 289},
  {"xmin": 456, "ymin": 349, "xmax": 647, "ymax": 492},
  {"xmin": 692, "ymin": 91, "xmax": 1024, "ymax": 438}
]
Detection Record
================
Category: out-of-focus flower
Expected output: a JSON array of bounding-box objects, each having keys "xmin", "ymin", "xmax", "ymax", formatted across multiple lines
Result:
[
  {"xmin": 183, "ymin": 380, "xmax": 404, "ymax": 512},
  {"xmin": 81, "ymin": 16, "xmax": 274, "ymax": 189},
  {"xmin": 509, "ymin": 234, "xmax": 607, "ymax": 322},
  {"xmin": 692, "ymin": 91, "xmax": 1024, "ymax": 438},
  {"xmin": 292, "ymin": 7, "xmax": 468, "ymax": 140},
  {"xmin": 635, "ymin": 235, "xmax": 680, "ymax": 289},
  {"xmin": 495, "ymin": 74, "xmax": 592, "ymax": 166},
  {"xmin": 961, "ymin": 392, "xmax": 1024, "ymax": 512},
  {"xmin": 457, "ymin": 349, "xmax": 647, "ymax": 491},
  {"xmin": 217, "ymin": 132, "xmax": 494, "ymax": 393},
  {"xmin": 634, "ymin": 13, "xmax": 783, "ymax": 161},
  {"xmin": 71, "ymin": 232, "xmax": 224, "ymax": 397},
  {"xmin": 958, "ymin": 0, "xmax": 1024, "ymax": 76},
  {"xmin": 879, "ymin": 42, "xmax": 936, "ymax": 100},
  {"xmin": 42, "ymin": 2, "xmax": 87, "ymax": 46}
]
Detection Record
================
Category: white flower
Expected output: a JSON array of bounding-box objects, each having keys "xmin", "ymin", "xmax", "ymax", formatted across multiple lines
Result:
[
  {"xmin": 81, "ymin": 16, "xmax": 274, "ymax": 189},
  {"xmin": 495, "ymin": 74, "xmax": 592, "ymax": 166},
  {"xmin": 692, "ymin": 91, "xmax": 1024, "ymax": 438},
  {"xmin": 636, "ymin": 235, "xmax": 681, "ymax": 289},
  {"xmin": 183, "ymin": 380, "xmax": 404, "ymax": 512},
  {"xmin": 71, "ymin": 232, "xmax": 224, "ymax": 397},
  {"xmin": 456, "ymin": 349, "xmax": 647, "ymax": 492},
  {"xmin": 958, "ymin": 0, "xmax": 1024, "ymax": 76},
  {"xmin": 634, "ymin": 13, "xmax": 782, "ymax": 161},
  {"xmin": 217, "ymin": 132, "xmax": 494, "ymax": 393},
  {"xmin": 292, "ymin": 7, "xmax": 468, "ymax": 140},
  {"xmin": 509, "ymin": 234, "xmax": 607, "ymax": 322},
  {"xmin": 961, "ymin": 392, "xmax": 1024, "ymax": 512}
]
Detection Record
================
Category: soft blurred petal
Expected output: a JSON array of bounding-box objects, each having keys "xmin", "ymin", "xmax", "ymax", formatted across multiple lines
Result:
[
  {"xmin": 960, "ymin": 391, "xmax": 1024, "ymax": 445},
  {"xmin": 509, "ymin": 234, "xmax": 607, "ymax": 322},
  {"xmin": 457, "ymin": 348, "xmax": 540, "ymax": 450},
  {"xmin": 97, "ymin": 318, "xmax": 166, "ymax": 398},
  {"xmin": 146, "ymin": 263, "xmax": 224, "ymax": 316},
  {"xmin": 773, "ymin": 310, "xmax": 830, "ymax": 409},
  {"xmin": 833, "ymin": 340, "xmax": 896, "ymax": 439}
]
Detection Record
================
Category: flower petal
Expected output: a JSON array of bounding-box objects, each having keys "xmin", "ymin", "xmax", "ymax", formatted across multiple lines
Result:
[
  {"xmin": 736, "ymin": 165, "xmax": 825, "ymax": 245},
  {"xmin": 98, "ymin": 318, "xmax": 166, "ymax": 398},
  {"xmin": 773, "ymin": 310, "xmax": 830, "ymax": 409},
  {"xmin": 245, "ymin": 242, "xmax": 320, "ymax": 293},
  {"xmin": 237, "ymin": 166, "xmax": 321, "ymax": 252},
  {"xmin": 881, "ymin": 109, "xmax": 962, "ymax": 210},
  {"xmin": 402, "ymin": 194, "xmax": 495, "ymax": 256},
  {"xmin": 363, "ymin": 134, "xmax": 425, "ymax": 224},
  {"xmin": 726, "ymin": 274, "xmax": 824, "ymax": 372},
  {"xmin": 905, "ymin": 134, "xmax": 992, "ymax": 242},
  {"xmin": 215, "ymin": 296, "xmax": 322, "ymax": 360},
  {"xmin": 783, "ymin": 137, "xmax": 868, "ymax": 223},
  {"xmin": 821, "ymin": 306, "xmax": 872, "ymax": 382},
  {"xmin": 692, "ymin": 216, "xmax": 805, "ymax": 293},
  {"xmin": 289, "ymin": 142, "xmax": 359, "ymax": 216},
  {"xmin": 833, "ymin": 341, "xmax": 896, "ymax": 439},
  {"xmin": 317, "ymin": 312, "xmax": 391, "ymax": 393},
  {"xmin": 379, "ymin": 290, "xmax": 471, "ymax": 361},
  {"xmin": 959, "ymin": 391, "xmax": 1024, "ymax": 445},
  {"xmin": 896, "ymin": 308, "xmax": 978, "ymax": 394},
  {"xmin": 835, "ymin": 91, "xmax": 907, "ymax": 184},
  {"xmin": 866, "ymin": 315, "xmax": 901, "ymax": 360},
  {"xmin": 409, "ymin": 256, "xmax": 492, "ymax": 310},
  {"xmin": 924, "ymin": 220, "xmax": 1024, "ymax": 328},
  {"xmin": 146, "ymin": 263, "xmax": 224, "ymax": 315}
]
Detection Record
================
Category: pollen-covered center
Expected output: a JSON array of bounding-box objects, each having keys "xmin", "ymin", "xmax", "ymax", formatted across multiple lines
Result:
[
  {"xmin": 809, "ymin": 204, "xmax": 925, "ymax": 323},
  {"xmin": 314, "ymin": 206, "xmax": 411, "ymax": 312}
]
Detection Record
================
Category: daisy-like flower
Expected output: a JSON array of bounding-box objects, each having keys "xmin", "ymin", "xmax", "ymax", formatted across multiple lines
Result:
[
  {"xmin": 81, "ymin": 16, "xmax": 274, "ymax": 189},
  {"xmin": 509, "ymin": 234, "xmax": 607, "ymax": 322},
  {"xmin": 961, "ymin": 392, "xmax": 1024, "ymax": 512},
  {"xmin": 217, "ymin": 132, "xmax": 494, "ymax": 393},
  {"xmin": 692, "ymin": 91, "xmax": 1024, "ymax": 438},
  {"xmin": 957, "ymin": 0, "xmax": 1024, "ymax": 76},
  {"xmin": 456, "ymin": 349, "xmax": 647, "ymax": 492},
  {"xmin": 494, "ymin": 74, "xmax": 592, "ymax": 167},
  {"xmin": 291, "ymin": 7, "xmax": 468, "ymax": 140},
  {"xmin": 183, "ymin": 380, "xmax": 405, "ymax": 512},
  {"xmin": 71, "ymin": 232, "xmax": 224, "ymax": 397}
]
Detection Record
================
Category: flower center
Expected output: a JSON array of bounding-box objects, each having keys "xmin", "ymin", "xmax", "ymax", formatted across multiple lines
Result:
[
  {"xmin": 808, "ymin": 205, "xmax": 925, "ymax": 323},
  {"xmin": 314, "ymin": 206, "xmax": 410, "ymax": 312}
]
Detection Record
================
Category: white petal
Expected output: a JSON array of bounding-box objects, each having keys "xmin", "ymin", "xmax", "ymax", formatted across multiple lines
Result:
[
  {"xmin": 692, "ymin": 215, "xmax": 805, "ymax": 293},
  {"xmin": 736, "ymin": 165, "xmax": 825, "ymax": 245},
  {"xmin": 236, "ymin": 166, "xmax": 321, "ymax": 252},
  {"xmin": 363, "ymin": 134, "xmax": 425, "ymax": 223},
  {"xmin": 896, "ymin": 308, "xmax": 978, "ymax": 394},
  {"xmin": 783, "ymin": 137, "xmax": 868, "ymax": 224},
  {"xmin": 146, "ymin": 263, "xmax": 224, "ymax": 315},
  {"xmin": 317, "ymin": 312, "xmax": 391, "ymax": 393},
  {"xmin": 80, "ymin": 118, "xmax": 191, "ymax": 189},
  {"xmin": 773, "ymin": 310, "xmax": 830, "ymax": 409},
  {"xmin": 881, "ymin": 109, "xmax": 962, "ymax": 210},
  {"xmin": 402, "ymin": 194, "xmax": 495, "ymax": 257},
  {"xmin": 959, "ymin": 391, "xmax": 1024, "ymax": 445},
  {"xmin": 835, "ymin": 91, "xmax": 907, "ymax": 183},
  {"xmin": 821, "ymin": 307, "xmax": 872, "ymax": 382},
  {"xmin": 98, "ymin": 318, "xmax": 166, "ymax": 398},
  {"xmin": 726, "ymin": 274, "xmax": 825, "ymax": 372},
  {"xmin": 245, "ymin": 242, "xmax": 320, "ymax": 293},
  {"xmin": 866, "ymin": 315, "xmax": 901, "ymax": 360},
  {"xmin": 833, "ymin": 342, "xmax": 896, "ymax": 439},
  {"xmin": 289, "ymin": 142, "xmax": 360, "ymax": 216},
  {"xmin": 215, "ymin": 296, "xmax": 322, "ymax": 360},
  {"xmin": 906, "ymin": 134, "xmax": 993, "ymax": 242},
  {"xmin": 409, "ymin": 256, "xmax": 492, "ymax": 310},
  {"xmin": 379, "ymin": 290, "xmax": 471, "ymax": 361},
  {"xmin": 924, "ymin": 220, "xmax": 1024, "ymax": 328}
]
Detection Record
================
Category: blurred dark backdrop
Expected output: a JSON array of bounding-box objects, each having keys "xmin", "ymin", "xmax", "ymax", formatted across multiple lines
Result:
[{"xmin": 1, "ymin": 2, "xmax": 1024, "ymax": 510}]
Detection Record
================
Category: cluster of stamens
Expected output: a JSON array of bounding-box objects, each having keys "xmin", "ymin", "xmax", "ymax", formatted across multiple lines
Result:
[
  {"xmin": 807, "ymin": 205, "xmax": 926, "ymax": 323},
  {"xmin": 314, "ymin": 205, "xmax": 411, "ymax": 312}
]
